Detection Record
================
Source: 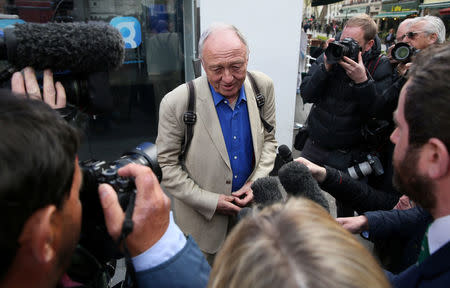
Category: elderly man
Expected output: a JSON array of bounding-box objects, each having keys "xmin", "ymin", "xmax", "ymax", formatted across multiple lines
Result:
[{"xmin": 156, "ymin": 23, "xmax": 277, "ymax": 262}]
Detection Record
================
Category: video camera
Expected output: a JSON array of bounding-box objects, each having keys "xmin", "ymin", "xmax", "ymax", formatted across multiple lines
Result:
[
  {"xmin": 77, "ymin": 142, "xmax": 162, "ymax": 264},
  {"xmin": 391, "ymin": 42, "xmax": 417, "ymax": 63},
  {"xmin": 325, "ymin": 37, "xmax": 361, "ymax": 64}
]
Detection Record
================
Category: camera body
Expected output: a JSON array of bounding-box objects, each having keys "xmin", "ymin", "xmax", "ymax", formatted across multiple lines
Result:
[
  {"xmin": 78, "ymin": 142, "xmax": 162, "ymax": 263},
  {"xmin": 347, "ymin": 153, "xmax": 384, "ymax": 180},
  {"xmin": 391, "ymin": 42, "xmax": 417, "ymax": 63},
  {"xmin": 325, "ymin": 37, "xmax": 361, "ymax": 64}
]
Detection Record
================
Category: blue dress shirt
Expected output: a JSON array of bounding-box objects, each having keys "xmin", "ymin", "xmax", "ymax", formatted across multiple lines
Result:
[{"xmin": 209, "ymin": 84, "xmax": 254, "ymax": 191}]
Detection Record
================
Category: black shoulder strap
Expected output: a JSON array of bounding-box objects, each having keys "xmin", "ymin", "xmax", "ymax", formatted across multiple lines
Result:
[
  {"xmin": 181, "ymin": 81, "xmax": 196, "ymax": 158},
  {"xmin": 246, "ymin": 72, "xmax": 274, "ymax": 133}
]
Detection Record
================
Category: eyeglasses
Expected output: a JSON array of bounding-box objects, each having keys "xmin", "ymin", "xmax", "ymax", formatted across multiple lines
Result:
[{"xmin": 404, "ymin": 31, "xmax": 426, "ymax": 40}]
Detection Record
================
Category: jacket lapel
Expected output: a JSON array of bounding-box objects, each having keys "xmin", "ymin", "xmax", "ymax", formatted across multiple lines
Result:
[{"xmin": 196, "ymin": 77, "xmax": 231, "ymax": 170}]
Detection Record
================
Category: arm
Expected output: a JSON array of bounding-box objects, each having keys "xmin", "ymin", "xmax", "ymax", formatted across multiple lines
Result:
[
  {"xmin": 98, "ymin": 164, "xmax": 210, "ymax": 287},
  {"xmin": 248, "ymin": 73, "xmax": 277, "ymax": 182},
  {"xmin": 295, "ymin": 157, "xmax": 400, "ymax": 214},
  {"xmin": 300, "ymin": 54, "xmax": 331, "ymax": 103}
]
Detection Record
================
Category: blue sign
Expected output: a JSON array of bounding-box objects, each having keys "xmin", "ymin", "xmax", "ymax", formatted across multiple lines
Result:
[
  {"xmin": 110, "ymin": 16, "xmax": 142, "ymax": 49},
  {"xmin": 0, "ymin": 19, "xmax": 25, "ymax": 30}
]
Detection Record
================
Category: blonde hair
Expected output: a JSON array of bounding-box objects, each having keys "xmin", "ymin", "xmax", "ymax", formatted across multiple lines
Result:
[{"xmin": 209, "ymin": 197, "xmax": 390, "ymax": 288}]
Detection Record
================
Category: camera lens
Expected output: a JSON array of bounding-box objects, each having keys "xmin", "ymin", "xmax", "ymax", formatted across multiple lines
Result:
[{"xmin": 394, "ymin": 46, "xmax": 410, "ymax": 61}]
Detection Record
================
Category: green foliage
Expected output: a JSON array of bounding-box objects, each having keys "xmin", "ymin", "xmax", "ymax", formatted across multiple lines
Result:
[{"xmin": 317, "ymin": 35, "xmax": 328, "ymax": 41}]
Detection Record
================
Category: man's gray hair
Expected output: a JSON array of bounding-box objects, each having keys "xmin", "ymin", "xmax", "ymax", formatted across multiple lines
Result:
[
  {"xmin": 198, "ymin": 23, "xmax": 249, "ymax": 59},
  {"xmin": 411, "ymin": 16, "xmax": 446, "ymax": 44}
]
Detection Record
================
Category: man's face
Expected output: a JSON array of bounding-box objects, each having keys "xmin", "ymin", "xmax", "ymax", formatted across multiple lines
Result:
[
  {"xmin": 390, "ymin": 80, "xmax": 436, "ymax": 210},
  {"xmin": 396, "ymin": 22, "xmax": 410, "ymax": 43},
  {"xmin": 201, "ymin": 29, "xmax": 248, "ymax": 99},
  {"xmin": 340, "ymin": 26, "xmax": 373, "ymax": 53},
  {"xmin": 404, "ymin": 21, "xmax": 437, "ymax": 49},
  {"xmin": 57, "ymin": 161, "xmax": 82, "ymax": 269}
]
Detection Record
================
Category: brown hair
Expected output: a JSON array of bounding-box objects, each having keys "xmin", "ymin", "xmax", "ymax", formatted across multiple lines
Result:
[{"xmin": 345, "ymin": 14, "xmax": 378, "ymax": 43}]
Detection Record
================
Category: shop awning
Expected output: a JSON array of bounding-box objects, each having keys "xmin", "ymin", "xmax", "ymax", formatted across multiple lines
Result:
[
  {"xmin": 312, "ymin": 0, "xmax": 342, "ymax": 7},
  {"xmin": 440, "ymin": 7, "xmax": 450, "ymax": 14},
  {"xmin": 374, "ymin": 10, "xmax": 418, "ymax": 18},
  {"xmin": 419, "ymin": 1, "xmax": 450, "ymax": 9}
]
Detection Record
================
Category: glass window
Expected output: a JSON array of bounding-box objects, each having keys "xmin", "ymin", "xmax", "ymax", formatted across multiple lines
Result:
[{"xmin": 1, "ymin": 0, "xmax": 188, "ymax": 161}]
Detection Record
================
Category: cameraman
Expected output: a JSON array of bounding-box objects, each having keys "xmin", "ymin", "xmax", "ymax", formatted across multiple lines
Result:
[
  {"xmin": 300, "ymin": 14, "xmax": 393, "ymax": 217},
  {"xmin": 0, "ymin": 68, "xmax": 210, "ymax": 288}
]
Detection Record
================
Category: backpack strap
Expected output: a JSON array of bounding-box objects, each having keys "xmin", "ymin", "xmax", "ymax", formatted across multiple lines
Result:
[
  {"xmin": 367, "ymin": 54, "xmax": 383, "ymax": 77},
  {"xmin": 181, "ymin": 81, "xmax": 196, "ymax": 158},
  {"xmin": 246, "ymin": 72, "xmax": 274, "ymax": 133}
]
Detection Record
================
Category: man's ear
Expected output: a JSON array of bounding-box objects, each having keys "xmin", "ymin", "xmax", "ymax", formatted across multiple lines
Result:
[
  {"xmin": 365, "ymin": 39, "xmax": 374, "ymax": 52},
  {"xmin": 18, "ymin": 205, "xmax": 60, "ymax": 263},
  {"xmin": 429, "ymin": 33, "xmax": 438, "ymax": 44},
  {"xmin": 421, "ymin": 138, "xmax": 449, "ymax": 179}
]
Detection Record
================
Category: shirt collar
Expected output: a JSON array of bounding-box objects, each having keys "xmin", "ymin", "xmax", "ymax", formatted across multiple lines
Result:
[
  {"xmin": 428, "ymin": 214, "xmax": 450, "ymax": 255},
  {"xmin": 209, "ymin": 83, "xmax": 246, "ymax": 107}
]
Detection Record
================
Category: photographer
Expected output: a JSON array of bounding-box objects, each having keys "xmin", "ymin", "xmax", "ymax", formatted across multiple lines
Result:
[
  {"xmin": 0, "ymin": 69, "xmax": 210, "ymax": 288},
  {"xmin": 300, "ymin": 14, "xmax": 393, "ymax": 217}
]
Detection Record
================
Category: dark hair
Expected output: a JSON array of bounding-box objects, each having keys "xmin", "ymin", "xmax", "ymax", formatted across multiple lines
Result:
[
  {"xmin": 404, "ymin": 44, "xmax": 450, "ymax": 151},
  {"xmin": 0, "ymin": 92, "xmax": 80, "ymax": 280}
]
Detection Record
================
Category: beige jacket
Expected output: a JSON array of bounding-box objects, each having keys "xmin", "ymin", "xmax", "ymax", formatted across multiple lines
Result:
[{"xmin": 156, "ymin": 71, "xmax": 277, "ymax": 253}]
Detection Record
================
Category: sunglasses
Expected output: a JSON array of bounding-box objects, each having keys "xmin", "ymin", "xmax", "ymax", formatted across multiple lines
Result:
[{"xmin": 403, "ymin": 31, "xmax": 426, "ymax": 40}]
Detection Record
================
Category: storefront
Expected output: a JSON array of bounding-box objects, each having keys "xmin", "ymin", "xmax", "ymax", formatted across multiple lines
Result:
[
  {"xmin": 0, "ymin": 0, "xmax": 196, "ymax": 161},
  {"xmin": 375, "ymin": 0, "xmax": 420, "ymax": 31}
]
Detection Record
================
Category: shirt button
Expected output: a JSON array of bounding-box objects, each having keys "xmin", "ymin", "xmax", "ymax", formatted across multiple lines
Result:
[
  {"xmin": 234, "ymin": 156, "xmax": 238, "ymax": 160},
  {"xmin": 224, "ymin": 100, "xmax": 228, "ymax": 104},
  {"xmin": 233, "ymin": 136, "xmax": 237, "ymax": 139},
  {"xmin": 234, "ymin": 175, "xmax": 238, "ymax": 179}
]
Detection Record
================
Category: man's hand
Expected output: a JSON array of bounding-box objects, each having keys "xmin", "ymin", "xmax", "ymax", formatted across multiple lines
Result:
[
  {"xmin": 11, "ymin": 67, "xmax": 66, "ymax": 109},
  {"xmin": 336, "ymin": 215, "xmax": 369, "ymax": 234},
  {"xmin": 323, "ymin": 38, "xmax": 335, "ymax": 71},
  {"xmin": 216, "ymin": 194, "xmax": 241, "ymax": 216},
  {"xmin": 396, "ymin": 62, "xmax": 412, "ymax": 77},
  {"xmin": 339, "ymin": 52, "xmax": 368, "ymax": 84},
  {"xmin": 394, "ymin": 195, "xmax": 415, "ymax": 210},
  {"xmin": 294, "ymin": 157, "xmax": 327, "ymax": 183},
  {"xmin": 98, "ymin": 163, "xmax": 171, "ymax": 257},
  {"xmin": 232, "ymin": 182, "xmax": 254, "ymax": 207}
]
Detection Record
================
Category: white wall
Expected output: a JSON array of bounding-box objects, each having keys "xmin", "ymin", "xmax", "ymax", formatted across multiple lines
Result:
[{"xmin": 200, "ymin": 0, "xmax": 303, "ymax": 148}]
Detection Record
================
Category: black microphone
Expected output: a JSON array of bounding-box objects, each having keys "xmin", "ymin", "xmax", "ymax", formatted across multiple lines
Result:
[
  {"xmin": 251, "ymin": 176, "xmax": 284, "ymax": 206},
  {"xmin": 278, "ymin": 144, "xmax": 293, "ymax": 163},
  {"xmin": 237, "ymin": 176, "xmax": 284, "ymax": 221},
  {"xmin": 278, "ymin": 161, "xmax": 330, "ymax": 212},
  {"xmin": 1, "ymin": 22, "xmax": 125, "ymax": 74}
]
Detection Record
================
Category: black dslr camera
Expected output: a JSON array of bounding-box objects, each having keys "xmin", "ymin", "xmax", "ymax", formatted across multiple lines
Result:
[
  {"xmin": 391, "ymin": 42, "xmax": 417, "ymax": 63},
  {"xmin": 325, "ymin": 37, "xmax": 361, "ymax": 64},
  {"xmin": 77, "ymin": 142, "xmax": 162, "ymax": 264},
  {"xmin": 347, "ymin": 153, "xmax": 384, "ymax": 180}
]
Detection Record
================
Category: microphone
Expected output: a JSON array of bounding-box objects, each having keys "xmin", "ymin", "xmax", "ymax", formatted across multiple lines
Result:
[
  {"xmin": 1, "ymin": 22, "xmax": 125, "ymax": 73},
  {"xmin": 278, "ymin": 161, "xmax": 330, "ymax": 212},
  {"xmin": 278, "ymin": 144, "xmax": 293, "ymax": 163},
  {"xmin": 251, "ymin": 176, "xmax": 284, "ymax": 206},
  {"xmin": 237, "ymin": 176, "xmax": 284, "ymax": 221}
]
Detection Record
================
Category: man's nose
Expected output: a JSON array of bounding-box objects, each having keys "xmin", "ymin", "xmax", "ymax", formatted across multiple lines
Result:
[{"xmin": 222, "ymin": 69, "xmax": 233, "ymax": 83}]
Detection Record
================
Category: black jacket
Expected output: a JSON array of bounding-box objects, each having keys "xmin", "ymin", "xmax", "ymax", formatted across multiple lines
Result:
[{"xmin": 301, "ymin": 35, "xmax": 393, "ymax": 149}]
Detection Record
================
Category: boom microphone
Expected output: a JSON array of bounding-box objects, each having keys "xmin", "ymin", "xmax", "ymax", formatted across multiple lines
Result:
[
  {"xmin": 278, "ymin": 161, "xmax": 330, "ymax": 212},
  {"xmin": 1, "ymin": 22, "xmax": 125, "ymax": 73}
]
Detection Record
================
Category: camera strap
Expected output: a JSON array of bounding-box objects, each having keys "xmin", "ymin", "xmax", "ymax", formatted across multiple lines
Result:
[
  {"xmin": 367, "ymin": 54, "xmax": 383, "ymax": 77},
  {"xmin": 116, "ymin": 191, "xmax": 138, "ymax": 288},
  {"xmin": 247, "ymin": 71, "xmax": 274, "ymax": 133}
]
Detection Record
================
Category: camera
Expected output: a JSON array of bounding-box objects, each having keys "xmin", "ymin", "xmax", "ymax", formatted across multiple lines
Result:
[
  {"xmin": 325, "ymin": 37, "xmax": 361, "ymax": 64},
  {"xmin": 77, "ymin": 142, "xmax": 162, "ymax": 264},
  {"xmin": 391, "ymin": 42, "xmax": 417, "ymax": 63},
  {"xmin": 346, "ymin": 153, "xmax": 384, "ymax": 180}
]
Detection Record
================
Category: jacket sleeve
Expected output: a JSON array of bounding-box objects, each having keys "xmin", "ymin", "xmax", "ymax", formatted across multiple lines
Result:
[
  {"xmin": 354, "ymin": 57, "xmax": 395, "ymax": 117},
  {"xmin": 249, "ymin": 73, "xmax": 277, "ymax": 182},
  {"xmin": 320, "ymin": 166, "xmax": 400, "ymax": 214},
  {"xmin": 364, "ymin": 206, "xmax": 432, "ymax": 242},
  {"xmin": 300, "ymin": 54, "xmax": 331, "ymax": 103},
  {"xmin": 157, "ymin": 88, "xmax": 220, "ymax": 220}
]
